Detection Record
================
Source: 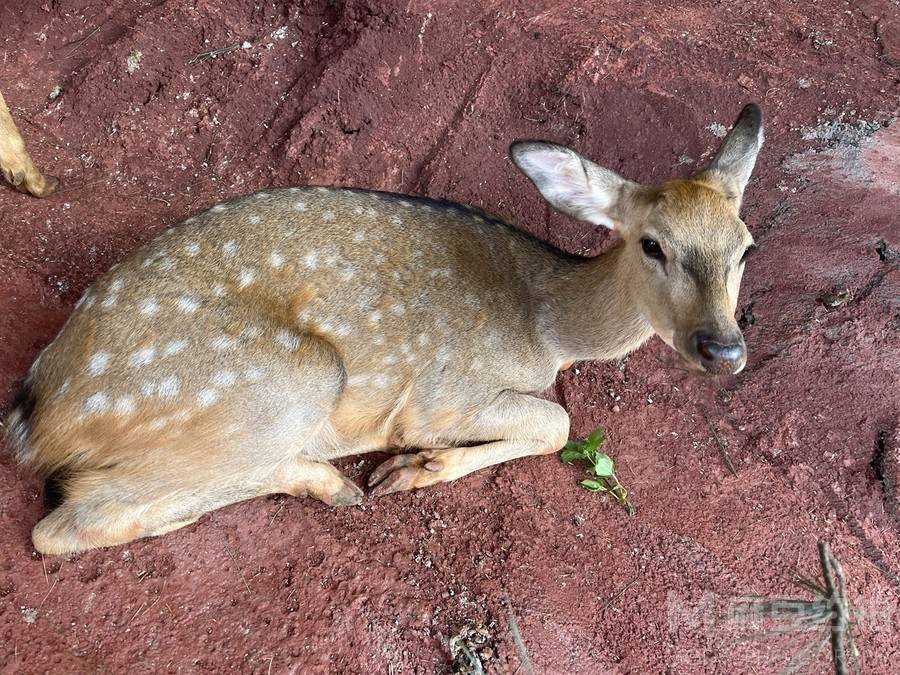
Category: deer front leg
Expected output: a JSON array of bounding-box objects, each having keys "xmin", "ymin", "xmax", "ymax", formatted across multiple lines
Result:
[
  {"xmin": 368, "ymin": 391, "xmax": 570, "ymax": 496},
  {"xmin": 0, "ymin": 91, "xmax": 58, "ymax": 197}
]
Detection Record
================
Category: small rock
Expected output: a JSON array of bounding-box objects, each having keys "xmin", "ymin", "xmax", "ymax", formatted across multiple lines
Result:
[
  {"xmin": 48, "ymin": 84, "xmax": 63, "ymax": 100},
  {"xmin": 22, "ymin": 607, "xmax": 37, "ymax": 623},
  {"xmin": 819, "ymin": 288, "xmax": 852, "ymax": 308},
  {"xmin": 126, "ymin": 50, "xmax": 143, "ymax": 74},
  {"xmin": 797, "ymin": 78, "xmax": 812, "ymax": 89},
  {"xmin": 706, "ymin": 122, "xmax": 728, "ymax": 138}
]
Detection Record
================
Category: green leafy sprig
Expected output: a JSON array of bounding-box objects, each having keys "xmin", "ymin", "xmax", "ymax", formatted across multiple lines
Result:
[{"xmin": 560, "ymin": 427, "xmax": 635, "ymax": 516}]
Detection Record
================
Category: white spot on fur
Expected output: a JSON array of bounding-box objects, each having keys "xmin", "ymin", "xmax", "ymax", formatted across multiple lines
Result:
[
  {"xmin": 249, "ymin": 214, "xmax": 261, "ymax": 225},
  {"xmin": 157, "ymin": 375, "xmax": 180, "ymax": 399},
  {"xmin": 211, "ymin": 203, "xmax": 228, "ymax": 213},
  {"xmin": 101, "ymin": 294, "xmax": 117, "ymax": 308},
  {"xmin": 129, "ymin": 345, "xmax": 156, "ymax": 367},
  {"xmin": 369, "ymin": 310, "xmax": 382, "ymax": 323},
  {"xmin": 184, "ymin": 241, "xmax": 201, "ymax": 256},
  {"xmin": 293, "ymin": 201, "xmax": 307, "ymax": 212},
  {"xmin": 83, "ymin": 392, "xmax": 109, "ymax": 414},
  {"xmin": 114, "ymin": 396, "xmax": 136, "ymax": 416},
  {"xmin": 87, "ymin": 352, "xmax": 111, "ymax": 376},
  {"xmin": 210, "ymin": 335, "xmax": 237, "ymax": 351},
  {"xmin": 398, "ymin": 200, "xmax": 411, "ymax": 208},
  {"xmin": 390, "ymin": 215, "xmax": 402, "ymax": 226},
  {"xmin": 416, "ymin": 334, "xmax": 430, "ymax": 347},
  {"xmin": 147, "ymin": 417, "xmax": 168, "ymax": 430},
  {"xmin": 140, "ymin": 298, "xmax": 159, "ymax": 315},
  {"xmin": 429, "ymin": 268, "xmax": 452, "ymax": 279},
  {"xmin": 321, "ymin": 245, "xmax": 339, "ymax": 266},
  {"xmin": 238, "ymin": 269, "xmax": 256, "ymax": 288},
  {"xmin": 382, "ymin": 354, "xmax": 397, "ymax": 365},
  {"xmin": 372, "ymin": 374, "xmax": 392, "ymax": 388},
  {"xmin": 177, "ymin": 292, "xmax": 200, "ymax": 313},
  {"xmin": 212, "ymin": 283, "xmax": 227, "ymax": 297},
  {"xmin": 322, "ymin": 210, "xmax": 335, "ymax": 221},
  {"xmin": 197, "ymin": 388, "xmax": 219, "ymax": 406},
  {"xmin": 244, "ymin": 367, "xmax": 264, "ymax": 382},
  {"xmin": 390, "ymin": 303, "xmax": 406, "ymax": 317},
  {"xmin": 222, "ymin": 240, "xmax": 237, "ymax": 256},
  {"xmin": 213, "ymin": 370, "xmax": 237, "ymax": 387},
  {"xmin": 339, "ymin": 265, "xmax": 356, "ymax": 281},
  {"xmin": 303, "ymin": 251, "xmax": 318, "ymax": 269},
  {"xmin": 240, "ymin": 325, "xmax": 262, "ymax": 340},
  {"xmin": 158, "ymin": 257, "xmax": 174, "ymax": 271},
  {"xmin": 109, "ymin": 279, "xmax": 124, "ymax": 293},
  {"xmin": 373, "ymin": 252, "xmax": 386, "ymax": 264},
  {"xmin": 163, "ymin": 339, "xmax": 187, "ymax": 356},
  {"xmin": 275, "ymin": 329, "xmax": 300, "ymax": 351},
  {"xmin": 268, "ymin": 252, "xmax": 285, "ymax": 268},
  {"xmin": 353, "ymin": 231, "xmax": 365, "ymax": 242}
]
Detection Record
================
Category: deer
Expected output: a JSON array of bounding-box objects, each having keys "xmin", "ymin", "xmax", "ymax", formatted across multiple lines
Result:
[
  {"xmin": 0, "ymin": 91, "xmax": 58, "ymax": 197},
  {"xmin": 4, "ymin": 104, "xmax": 762, "ymax": 555}
]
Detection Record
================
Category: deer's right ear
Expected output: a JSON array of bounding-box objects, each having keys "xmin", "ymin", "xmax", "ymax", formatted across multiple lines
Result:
[
  {"xmin": 510, "ymin": 141, "xmax": 638, "ymax": 230},
  {"xmin": 698, "ymin": 103, "xmax": 763, "ymax": 206}
]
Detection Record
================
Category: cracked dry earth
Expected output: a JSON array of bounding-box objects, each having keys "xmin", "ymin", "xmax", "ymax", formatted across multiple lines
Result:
[{"xmin": 1, "ymin": 1, "xmax": 898, "ymax": 673}]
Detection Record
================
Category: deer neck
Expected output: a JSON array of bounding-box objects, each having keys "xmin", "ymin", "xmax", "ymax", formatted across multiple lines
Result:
[{"xmin": 536, "ymin": 243, "xmax": 655, "ymax": 364}]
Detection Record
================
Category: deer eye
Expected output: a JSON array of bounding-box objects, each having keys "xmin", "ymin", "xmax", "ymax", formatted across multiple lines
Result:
[{"xmin": 640, "ymin": 238, "xmax": 665, "ymax": 262}]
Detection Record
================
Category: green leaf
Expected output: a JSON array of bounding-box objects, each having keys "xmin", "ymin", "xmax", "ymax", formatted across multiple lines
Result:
[
  {"xmin": 580, "ymin": 479, "xmax": 606, "ymax": 492},
  {"xmin": 563, "ymin": 440, "xmax": 586, "ymax": 454},
  {"xmin": 560, "ymin": 448, "xmax": 584, "ymax": 464},
  {"xmin": 585, "ymin": 428, "xmax": 605, "ymax": 449},
  {"xmin": 591, "ymin": 454, "xmax": 615, "ymax": 477}
]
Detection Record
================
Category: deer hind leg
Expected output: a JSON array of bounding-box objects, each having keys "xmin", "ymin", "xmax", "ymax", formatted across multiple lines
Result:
[
  {"xmin": 368, "ymin": 391, "xmax": 571, "ymax": 496},
  {"xmin": 31, "ymin": 454, "xmax": 363, "ymax": 555},
  {"xmin": 0, "ymin": 90, "xmax": 58, "ymax": 197}
]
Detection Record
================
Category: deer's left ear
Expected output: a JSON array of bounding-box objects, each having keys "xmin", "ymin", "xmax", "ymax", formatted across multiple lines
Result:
[
  {"xmin": 510, "ymin": 140, "xmax": 639, "ymax": 231},
  {"xmin": 698, "ymin": 104, "xmax": 763, "ymax": 207}
]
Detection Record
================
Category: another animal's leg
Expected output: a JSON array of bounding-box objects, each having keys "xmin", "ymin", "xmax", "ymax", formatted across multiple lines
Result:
[
  {"xmin": 0, "ymin": 91, "xmax": 58, "ymax": 197},
  {"xmin": 368, "ymin": 391, "xmax": 570, "ymax": 496}
]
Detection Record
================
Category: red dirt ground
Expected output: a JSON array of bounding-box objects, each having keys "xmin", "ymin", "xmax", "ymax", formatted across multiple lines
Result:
[{"xmin": 1, "ymin": 1, "xmax": 898, "ymax": 673}]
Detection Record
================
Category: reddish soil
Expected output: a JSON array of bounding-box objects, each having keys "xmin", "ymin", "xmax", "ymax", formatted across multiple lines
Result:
[{"xmin": 1, "ymin": 1, "xmax": 898, "ymax": 673}]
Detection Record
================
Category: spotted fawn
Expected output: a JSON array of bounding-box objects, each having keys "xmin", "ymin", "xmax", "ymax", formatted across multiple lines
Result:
[{"xmin": 5, "ymin": 104, "xmax": 763, "ymax": 554}]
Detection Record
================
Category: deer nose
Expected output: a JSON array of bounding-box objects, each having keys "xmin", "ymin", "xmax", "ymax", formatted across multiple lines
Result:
[{"xmin": 690, "ymin": 331, "xmax": 746, "ymax": 374}]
